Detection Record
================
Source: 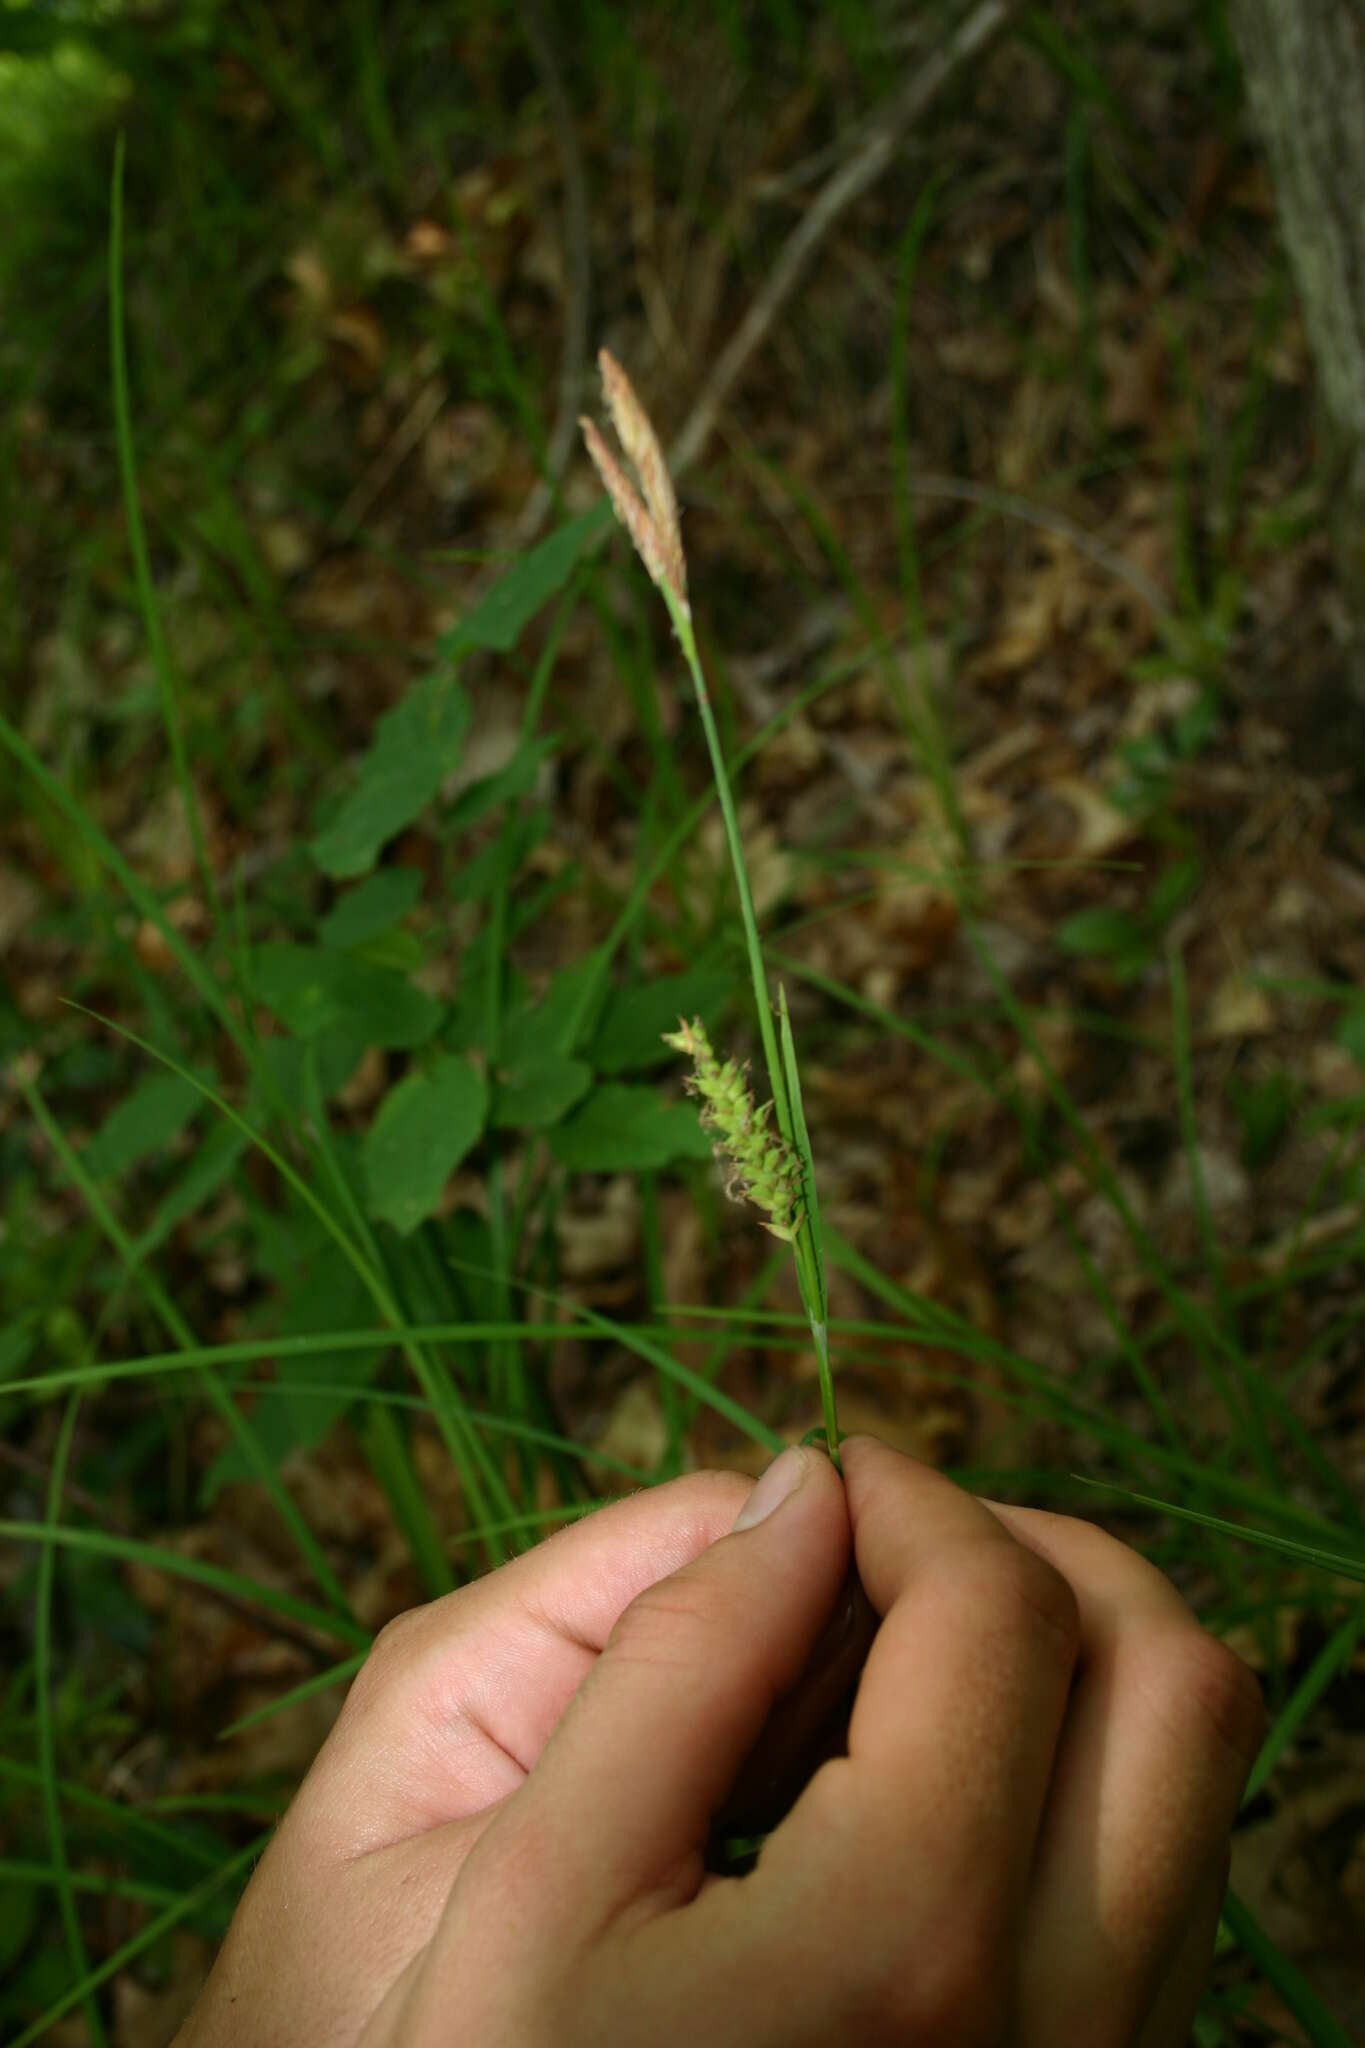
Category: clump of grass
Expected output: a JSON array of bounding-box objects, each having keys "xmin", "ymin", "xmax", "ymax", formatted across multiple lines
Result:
[{"xmin": 582, "ymin": 349, "xmax": 840, "ymax": 1462}]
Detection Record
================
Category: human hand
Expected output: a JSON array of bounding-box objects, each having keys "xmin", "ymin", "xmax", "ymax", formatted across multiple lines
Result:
[{"xmin": 175, "ymin": 1438, "xmax": 1264, "ymax": 2047}]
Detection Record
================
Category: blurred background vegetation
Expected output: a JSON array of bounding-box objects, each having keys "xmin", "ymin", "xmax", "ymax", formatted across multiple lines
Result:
[{"xmin": 2, "ymin": 1, "xmax": 1364, "ymax": 2040}]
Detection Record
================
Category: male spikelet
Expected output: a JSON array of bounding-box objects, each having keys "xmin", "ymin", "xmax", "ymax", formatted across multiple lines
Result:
[
  {"xmin": 580, "ymin": 349, "xmax": 688, "ymax": 610},
  {"xmin": 662, "ymin": 1017, "xmax": 804, "ymax": 1244}
]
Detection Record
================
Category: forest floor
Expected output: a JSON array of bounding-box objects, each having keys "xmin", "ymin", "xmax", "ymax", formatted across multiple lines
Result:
[{"xmin": 2, "ymin": 3, "xmax": 1363, "ymax": 2040}]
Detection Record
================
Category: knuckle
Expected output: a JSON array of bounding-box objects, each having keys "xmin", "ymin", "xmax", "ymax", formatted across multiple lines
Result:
[
  {"xmin": 946, "ymin": 1539, "xmax": 1081, "ymax": 1660},
  {"xmin": 1147, "ymin": 1625, "xmax": 1267, "ymax": 1768},
  {"xmin": 606, "ymin": 1568, "xmax": 720, "ymax": 1669},
  {"xmin": 370, "ymin": 1605, "xmax": 425, "ymax": 1664},
  {"xmin": 348, "ymin": 1607, "xmax": 424, "ymax": 1701}
]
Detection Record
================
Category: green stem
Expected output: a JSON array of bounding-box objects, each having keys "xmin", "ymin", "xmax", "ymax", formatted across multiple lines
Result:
[
  {"xmin": 671, "ymin": 602, "xmax": 791, "ymax": 1131},
  {"xmin": 667, "ymin": 595, "xmax": 839, "ymax": 1463},
  {"xmin": 37, "ymin": 1393, "xmax": 109, "ymax": 2048}
]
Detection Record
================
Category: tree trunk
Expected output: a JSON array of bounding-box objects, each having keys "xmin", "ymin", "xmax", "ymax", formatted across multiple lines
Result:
[{"xmin": 1232, "ymin": 0, "xmax": 1365, "ymax": 641}]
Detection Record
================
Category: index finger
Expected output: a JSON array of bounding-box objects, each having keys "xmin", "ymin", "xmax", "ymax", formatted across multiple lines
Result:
[{"xmin": 735, "ymin": 1439, "xmax": 1083, "ymax": 2038}]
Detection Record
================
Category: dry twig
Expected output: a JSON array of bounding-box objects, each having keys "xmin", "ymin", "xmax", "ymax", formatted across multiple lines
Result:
[
  {"xmin": 669, "ymin": 0, "xmax": 1018, "ymax": 476},
  {"xmin": 514, "ymin": 0, "xmax": 592, "ymax": 545}
]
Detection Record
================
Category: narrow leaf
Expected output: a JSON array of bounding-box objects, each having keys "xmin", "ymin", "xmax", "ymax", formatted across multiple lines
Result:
[{"xmin": 779, "ymin": 984, "xmax": 827, "ymax": 1323}]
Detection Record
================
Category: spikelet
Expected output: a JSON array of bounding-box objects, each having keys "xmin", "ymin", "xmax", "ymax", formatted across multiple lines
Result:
[
  {"xmin": 580, "ymin": 349, "xmax": 688, "ymax": 608},
  {"xmin": 663, "ymin": 1016, "xmax": 804, "ymax": 1244}
]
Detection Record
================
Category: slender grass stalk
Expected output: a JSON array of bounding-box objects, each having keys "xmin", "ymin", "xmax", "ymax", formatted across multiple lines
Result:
[
  {"xmin": 36, "ymin": 1392, "xmax": 108, "ymax": 2048},
  {"xmin": 62, "ymin": 1003, "xmax": 517, "ymax": 1566},
  {"xmin": 22, "ymin": 1074, "xmax": 355, "ymax": 1620},
  {"xmin": 582, "ymin": 349, "xmax": 840, "ymax": 1462},
  {"xmin": 0, "ymin": 1521, "xmax": 372, "ymax": 1645},
  {"xmin": 109, "ymin": 135, "xmax": 217, "ymax": 924},
  {"xmin": 0, "ymin": 1757, "xmax": 228, "ymax": 1870},
  {"xmin": 1242, "ymin": 1593, "xmax": 1365, "ymax": 1808},
  {"xmin": 6, "ymin": 1835, "xmax": 268, "ymax": 2048}
]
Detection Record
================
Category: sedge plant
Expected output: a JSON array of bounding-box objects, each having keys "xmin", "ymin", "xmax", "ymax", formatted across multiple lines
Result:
[{"xmin": 581, "ymin": 349, "xmax": 840, "ymax": 1463}]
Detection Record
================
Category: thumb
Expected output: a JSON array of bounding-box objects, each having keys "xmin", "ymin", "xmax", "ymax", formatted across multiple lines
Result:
[{"xmin": 476, "ymin": 1445, "xmax": 850, "ymax": 1933}]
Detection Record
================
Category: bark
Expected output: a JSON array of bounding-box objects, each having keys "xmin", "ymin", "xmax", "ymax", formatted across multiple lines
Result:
[{"xmin": 1232, "ymin": 0, "xmax": 1365, "ymax": 629}]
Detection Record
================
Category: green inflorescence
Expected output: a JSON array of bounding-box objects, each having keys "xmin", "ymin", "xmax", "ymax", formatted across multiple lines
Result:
[{"xmin": 663, "ymin": 1016, "xmax": 805, "ymax": 1244}]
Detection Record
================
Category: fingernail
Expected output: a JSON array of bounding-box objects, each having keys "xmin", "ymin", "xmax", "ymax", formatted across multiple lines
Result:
[{"xmin": 733, "ymin": 1446, "xmax": 810, "ymax": 1531}]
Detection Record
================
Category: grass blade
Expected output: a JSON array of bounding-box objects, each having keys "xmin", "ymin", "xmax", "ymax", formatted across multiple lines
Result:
[
  {"xmin": 109, "ymin": 133, "xmax": 216, "ymax": 920},
  {"xmin": 6, "ymin": 1835, "xmax": 267, "ymax": 2048},
  {"xmin": 0, "ymin": 1522, "xmax": 372, "ymax": 1647},
  {"xmin": 22, "ymin": 1074, "xmax": 356, "ymax": 1622},
  {"xmin": 1068, "ymin": 1480, "xmax": 1365, "ymax": 1583},
  {"xmin": 35, "ymin": 1391, "xmax": 107, "ymax": 2047},
  {"xmin": 1219, "ymin": 1888, "xmax": 1354, "ymax": 2048}
]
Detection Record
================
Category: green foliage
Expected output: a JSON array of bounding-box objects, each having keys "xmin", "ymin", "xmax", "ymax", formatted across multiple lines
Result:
[
  {"xmin": 363, "ymin": 1056, "xmax": 489, "ymax": 1233},
  {"xmin": 1056, "ymin": 858, "xmax": 1201, "ymax": 980},
  {"xmin": 1227, "ymin": 1069, "xmax": 1297, "ymax": 1169},
  {"xmin": 490, "ymin": 1056, "xmax": 594, "ymax": 1131},
  {"xmin": 592, "ymin": 966, "xmax": 732, "ymax": 1074},
  {"xmin": 319, "ymin": 867, "xmax": 423, "ymax": 950},
  {"xmin": 436, "ymin": 508, "xmax": 607, "ymax": 662},
  {"xmin": 203, "ymin": 1233, "xmax": 388, "ymax": 1497},
  {"xmin": 81, "ymin": 1072, "xmax": 201, "ymax": 1178},
  {"xmin": 1335, "ymin": 1002, "xmax": 1365, "ymax": 1068},
  {"xmin": 549, "ymin": 1083, "xmax": 717, "ymax": 1172},
  {"xmin": 310, "ymin": 672, "xmax": 471, "ymax": 879},
  {"xmin": 1, "ymin": 7, "xmax": 1358, "ymax": 2037},
  {"xmin": 253, "ymin": 941, "xmax": 441, "ymax": 1048}
]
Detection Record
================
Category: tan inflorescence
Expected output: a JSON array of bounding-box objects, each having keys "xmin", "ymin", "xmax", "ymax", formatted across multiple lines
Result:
[
  {"xmin": 580, "ymin": 348, "xmax": 688, "ymax": 608},
  {"xmin": 662, "ymin": 1016, "xmax": 804, "ymax": 1244}
]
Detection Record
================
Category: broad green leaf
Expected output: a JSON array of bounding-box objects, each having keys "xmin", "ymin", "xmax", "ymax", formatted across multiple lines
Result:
[
  {"xmin": 311, "ymin": 670, "xmax": 469, "ymax": 878},
  {"xmin": 254, "ymin": 1021, "xmax": 370, "ymax": 1103},
  {"xmin": 254, "ymin": 942, "xmax": 440, "ymax": 1049},
  {"xmin": 446, "ymin": 735, "xmax": 559, "ymax": 834},
  {"xmin": 319, "ymin": 867, "xmax": 422, "ymax": 949},
  {"xmin": 549, "ymin": 1083, "xmax": 715, "ymax": 1172},
  {"xmin": 134, "ymin": 1123, "xmax": 249, "ymax": 1260},
  {"xmin": 202, "ymin": 1242, "xmax": 388, "ymax": 1501},
  {"xmin": 83, "ymin": 1072, "xmax": 201, "ymax": 1177},
  {"xmin": 0, "ymin": 1322, "xmax": 37, "ymax": 1382},
  {"xmin": 1056, "ymin": 906, "xmax": 1147, "ymax": 960},
  {"xmin": 593, "ymin": 967, "xmax": 733, "ymax": 1074},
  {"xmin": 450, "ymin": 807, "xmax": 549, "ymax": 905},
  {"xmin": 1336, "ymin": 1003, "xmax": 1365, "ymax": 1069},
  {"xmin": 1227, "ymin": 1070, "xmax": 1295, "ymax": 1168},
  {"xmin": 501, "ymin": 950, "xmax": 610, "ymax": 1065},
  {"xmin": 364, "ymin": 1056, "xmax": 489, "ymax": 1232},
  {"xmin": 1147, "ymin": 856, "xmax": 1201, "ymax": 926},
  {"xmin": 446, "ymin": 936, "xmax": 529, "ymax": 1055},
  {"xmin": 437, "ymin": 507, "xmax": 606, "ymax": 661},
  {"xmin": 492, "ymin": 1055, "xmax": 593, "ymax": 1130}
]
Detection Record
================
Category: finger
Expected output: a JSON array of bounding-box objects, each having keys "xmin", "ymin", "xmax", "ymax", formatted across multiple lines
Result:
[
  {"xmin": 300, "ymin": 1469, "xmax": 751, "ymax": 1848},
  {"xmin": 457, "ymin": 1445, "xmax": 850, "ymax": 1935},
  {"xmin": 1136, "ymin": 1852, "xmax": 1228, "ymax": 2048},
  {"xmin": 733, "ymin": 1437, "xmax": 1080, "ymax": 2042},
  {"xmin": 983, "ymin": 1503, "xmax": 1263, "ymax": 2045},
  {"xmin": 569, "ymin": 1439, "xmax": 1083, "ymax": 2046}
]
